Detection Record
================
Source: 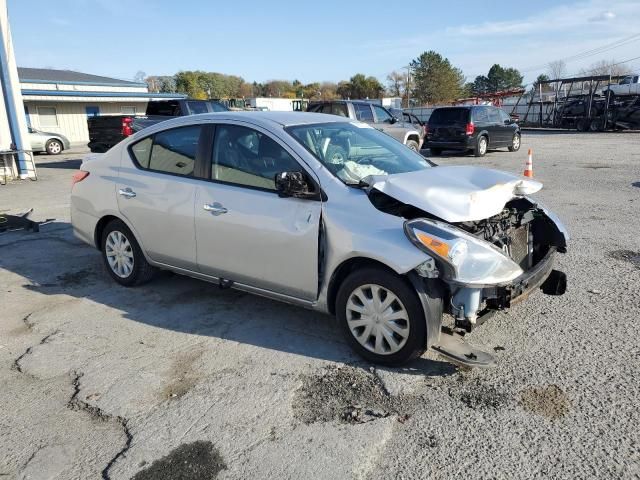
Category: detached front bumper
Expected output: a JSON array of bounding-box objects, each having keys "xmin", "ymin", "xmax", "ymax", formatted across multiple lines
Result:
[{"xmin": 451, "ymin": 247, "xmax": 567, "ymax": 331}]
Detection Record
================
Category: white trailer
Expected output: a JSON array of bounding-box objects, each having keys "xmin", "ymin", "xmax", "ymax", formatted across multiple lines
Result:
[{"xmin": 247, "ymin": 98, "xmax": 298, "ymax": 111}]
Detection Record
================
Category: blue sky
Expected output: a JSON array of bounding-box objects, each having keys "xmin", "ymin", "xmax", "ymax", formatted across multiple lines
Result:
[{"xmin": 8, "ymin": 0, "xmax": 640, "ymax": 86}]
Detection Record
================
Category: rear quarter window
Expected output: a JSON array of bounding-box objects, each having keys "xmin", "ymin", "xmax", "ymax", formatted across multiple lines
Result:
[{"xmin": 131, "ymin": 137, "xmax": 152, "ymax": 168}]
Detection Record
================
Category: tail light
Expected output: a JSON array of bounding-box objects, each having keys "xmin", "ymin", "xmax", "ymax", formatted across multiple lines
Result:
[
  {"xmin": 121, "ymin": 117, "xmax": 133, "ymax": 137},
  {"xmin": 423, "ymin": 124, "xmax": 428, "ymax": 136},
  {"xmin": 465, "ymin": 122, "xmax": 475, "ymax": 135},
  {"xmin": 71, "ymin": 170, "xmax": 89, "ymax": 187}
]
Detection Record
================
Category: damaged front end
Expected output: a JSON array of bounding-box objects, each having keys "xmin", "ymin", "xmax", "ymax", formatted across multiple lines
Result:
[{"xmin": 404, "ymin": 197, "xmax": 568, "ymax": 332}]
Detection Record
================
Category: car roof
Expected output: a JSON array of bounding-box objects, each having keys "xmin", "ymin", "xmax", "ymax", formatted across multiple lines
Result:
[
  {"xmin": 309, "ymin": 100, "xmax": 375, "ymax": 105},
  {"xmin": 131, "ymin": 112, "xmax": 348, "ymax": 137}
]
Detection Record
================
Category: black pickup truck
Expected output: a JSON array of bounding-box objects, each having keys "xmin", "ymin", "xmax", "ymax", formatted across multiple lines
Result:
[{"xmin": 87, "ymin": 99, "xmax": 228, "ymax": 153}]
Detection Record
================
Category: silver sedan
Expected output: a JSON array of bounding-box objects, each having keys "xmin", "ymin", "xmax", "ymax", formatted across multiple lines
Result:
[
  {"xmin": 70, "ymin": 112, "xmax": 568, "ymax": 367},
  {"xmin": 28, "ymin": 127, "xmax": 71, "ymax": 155}
]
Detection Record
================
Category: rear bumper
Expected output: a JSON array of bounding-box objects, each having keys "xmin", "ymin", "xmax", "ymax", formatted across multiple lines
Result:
[
  {"xmin": 425, "ymin": 137, "xmax": 474, "ymax": 150},
  {"xmin": 70, "ymin": 203, "xmax": 99, "ymax": 247}
]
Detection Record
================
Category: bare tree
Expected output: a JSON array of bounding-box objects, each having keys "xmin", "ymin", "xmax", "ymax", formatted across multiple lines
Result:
[
  {"xmin": 386, "ymin": 71, "xmax": 405, "ymax": 97},
  {"xmin": 547, "ymin": 60, "xmax": 566, "ymax": 81},
  {"xmin": 133, "ymin": 70, "xmax": 146, "ymax": 83},
  {"xmin": 580, "ymin": 59, "xmax": 632, "ymax": 77}
]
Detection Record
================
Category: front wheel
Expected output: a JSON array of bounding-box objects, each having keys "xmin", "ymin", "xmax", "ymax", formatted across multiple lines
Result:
[
  {"xmin": 508, "ymin": 133, "xmax": 521, "ymax": 152},
  {"xmin": 336, "ymin": 267, "xmax": 428, "ymax": 366},
  {"xmin": 101, "ymin": 219, "xmax": 155, "ymax": 286},
  {"xmin": 429, "ymin": 147, "xmax": 442, "ymax": 156}
]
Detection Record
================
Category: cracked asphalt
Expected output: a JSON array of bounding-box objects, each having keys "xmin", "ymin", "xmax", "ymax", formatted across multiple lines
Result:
[{"xmin": 1, "ymin": 132, "xmax": 639, "ymax": 479}]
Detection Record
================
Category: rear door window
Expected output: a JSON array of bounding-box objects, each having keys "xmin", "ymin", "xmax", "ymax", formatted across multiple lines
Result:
[
  {"xmin": 472, "ymin": 107, "xmax": 489, "ymax": 123},
  {"xmin": 429, "ymin": 108, "xmax": 469, "ymax": 124},
  {"xmin": 488, "ymin": 108, "xmax": 502, "ymax": 123},
  {"xmin": 131, "ymin": 125, "xmax": 202, "ymax": 176},
  {"xmin": 354, "ymin": 103, "xmax": 374, "ymax": 122},
  {"xmin": 331, "ymin": 103, "xmax": 348, "ymax": 117}
]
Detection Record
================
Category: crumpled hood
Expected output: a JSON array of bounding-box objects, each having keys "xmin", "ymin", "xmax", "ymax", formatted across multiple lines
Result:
[{"xmin": 368, "ymin": 166, "xmax": 543, "ymax": 222}]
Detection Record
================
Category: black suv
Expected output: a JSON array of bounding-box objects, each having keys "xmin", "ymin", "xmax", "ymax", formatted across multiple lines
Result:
[{"xmin": 424, "ymin": 106, "xmax": 520, "ymax": 157}]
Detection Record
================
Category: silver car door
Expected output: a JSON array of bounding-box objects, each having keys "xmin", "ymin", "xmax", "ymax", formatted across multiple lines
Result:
[
  {"xmin": 195, "ymin": 122, "xmax": 321, "ymax": 300},
  {"xmin": 116, "ymin": 125, "xmax": 202, "ymax": 270}
]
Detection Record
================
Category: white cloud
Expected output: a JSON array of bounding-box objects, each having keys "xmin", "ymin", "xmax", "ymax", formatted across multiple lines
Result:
[
  {"xmin": 358, "ymin": 0, "xmax": 640, "ymax": 83},
  {"xmin": 589, "ymin": 11, "xmax": 616, "ymax": 22}
]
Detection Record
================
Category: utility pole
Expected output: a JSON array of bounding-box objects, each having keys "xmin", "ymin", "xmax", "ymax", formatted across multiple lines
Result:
[
  {"xmin": 0, "ymin": 0, "xmax": 33, "ymax": 178},
  {"xmin": 402, "ymin": 65, "xmax": 411, "ymax": 108}
]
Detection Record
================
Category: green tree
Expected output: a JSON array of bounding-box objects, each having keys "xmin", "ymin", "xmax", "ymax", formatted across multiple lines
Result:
[
  {"xmin": 472, "ymin": 64, "xmax": 523, "ymax": 94},
  {"xmin": 336, "ymin": 74, "xmax": 383, "ymax": 99},
  {"xmin": 410, "ymin": 51, "xmax": 465, "ymax": 104}
]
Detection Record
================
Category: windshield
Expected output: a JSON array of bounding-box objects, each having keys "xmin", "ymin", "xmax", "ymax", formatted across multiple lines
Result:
[{"xmin": 286, "ymin": 122, "xmax": 430, "ymax": 185}]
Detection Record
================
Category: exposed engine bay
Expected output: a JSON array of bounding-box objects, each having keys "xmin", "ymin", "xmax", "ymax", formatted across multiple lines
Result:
[{"xmin": 367, "ymin": 189, "xmax": 568, "ymax": 332}]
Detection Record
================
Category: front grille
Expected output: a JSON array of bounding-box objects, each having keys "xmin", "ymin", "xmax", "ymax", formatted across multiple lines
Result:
[{"xmin": 509, "ymin": 225, "xmax": 531, "ymax": 270}]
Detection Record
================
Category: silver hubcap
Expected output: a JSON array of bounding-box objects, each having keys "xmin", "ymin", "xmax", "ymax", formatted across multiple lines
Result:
[
  {"xmin": 105, "ymin": 231, "xmax": 134, "ymax": 278},
  {"xmin": 479, "ymin": 138, "xmax": 487, "ymax": 155},
  {"xmin": 346, "ymin": 284, "xmax": 410, "ymax": 355},
  {"xmin": 513, "ymin": 135, "xmax": 520, "ymax": 149},
  {"xmin": 49, "ymin": 142, "xmax": 61, "ymax": 154}
]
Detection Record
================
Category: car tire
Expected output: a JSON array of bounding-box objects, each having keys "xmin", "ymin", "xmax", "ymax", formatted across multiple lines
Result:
[
  {"xmin": 474, "ymin": 135, "xmax": 488, "ymax": 157},
  {"xmin": 101, "ymin": 219, "xmax": 155, "ymax": 287},
  {"xmin": 589, "ymin": 118, "xmax": 603, "ymax": 132},
  {"xmin": 576, "ymin": 118, "xmax": 589, "ymax": 132},
  {"xmin": 336, "ymin": 267, "xmax": 428, "ymax": 366},
  {"xmin": 406, "ymin": 140, "xmax": 420, "ymax": 152},
  {"xmin": 508, "ymin": 133, "xmax": 521, "ymax": 152},
  {"xmin": 45, "ymin": 139, "xmax": 63, "ymax": 155},
  {"xmin": 429, "ymin": 148, "xmax": 442, "ymax": 156}
]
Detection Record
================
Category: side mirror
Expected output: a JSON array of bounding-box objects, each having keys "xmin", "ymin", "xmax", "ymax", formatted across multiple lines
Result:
[
  {"xmin": 275, "ymin": 171, "xmax": 316, "ymax": 199},
  {"xmin": 389, "ymin": 116, "xmax": 398, "ymax": 124}
]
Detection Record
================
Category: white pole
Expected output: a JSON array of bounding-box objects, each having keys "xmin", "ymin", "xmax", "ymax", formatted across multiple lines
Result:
[{"xmin": 0, "ymin": 0, "xmax": 33, "ymax": 179}]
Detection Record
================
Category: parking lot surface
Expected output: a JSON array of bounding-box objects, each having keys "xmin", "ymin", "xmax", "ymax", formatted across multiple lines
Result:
[{"xmin": 1, "ymin": 133, "xmax": 639, "ymax": 479}]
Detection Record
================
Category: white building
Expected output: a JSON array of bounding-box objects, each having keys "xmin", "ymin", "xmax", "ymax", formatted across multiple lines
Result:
[{"xmin": 18, "ymin": 67, "xmax": 185, "ymax": 147}]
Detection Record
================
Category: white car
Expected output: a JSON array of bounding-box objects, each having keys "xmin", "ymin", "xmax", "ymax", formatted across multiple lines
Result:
[{"xmin": 604, "ymin": 74, "xmax": 640, "ymax": 98}]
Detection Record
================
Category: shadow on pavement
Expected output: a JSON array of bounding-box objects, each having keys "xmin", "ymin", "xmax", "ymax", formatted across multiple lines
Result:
[
  {"xmin": 35, "ymin": 159, "xmax": 82, "ymax": 170},
  {"xmin": 0, "ymin": 223, "xmax": 456, "ymax": 378}
]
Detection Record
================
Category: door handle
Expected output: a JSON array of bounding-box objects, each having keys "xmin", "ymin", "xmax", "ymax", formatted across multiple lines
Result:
[
  {"xmin": 118, "ymin": 188, "xmax": 136, "ymax": 198},
  {"xmin": 203, "ymin": 203, "xmax": 228, "ymax": 215}
]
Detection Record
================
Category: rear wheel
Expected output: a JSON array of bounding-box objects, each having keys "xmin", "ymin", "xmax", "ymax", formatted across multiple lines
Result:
[
  {"xmin": 589, "ymin": 118, "xmax": 603, "ymax": 132},
  {"xmin": 336, "ymin": 267, "xmax": 428, "ymax": 366},
  {"xmin": 101, "ymin": 219, "xmax": 155, "ymax": 287},
  {"xmin": 406, "ymin": 140, "xmax": 420, "ymax": 152},
  {"xmin": 475, "ymin": 135, "xmax": 488, "ymax": 157},
  {"xmin": 508, "ymin": 133, "xmax": 521, "ymax": 152},
  {"xmin": 45, "ymin": 139, "xmax": 63, "ymax": 155},
  {"xmin": 576, "ymin": 118, "xmax": 589, "ymax": 132}
]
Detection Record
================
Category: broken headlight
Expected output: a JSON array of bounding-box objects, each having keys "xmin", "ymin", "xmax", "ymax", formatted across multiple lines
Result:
[{"xmin": 404, "ymin": 218, "xmax": 524, "ymax": 285}]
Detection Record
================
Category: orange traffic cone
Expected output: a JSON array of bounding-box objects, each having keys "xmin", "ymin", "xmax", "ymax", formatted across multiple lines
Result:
[{"xmin": 523, "ymin": 149, "xmax": 533, "ymax": 177}]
